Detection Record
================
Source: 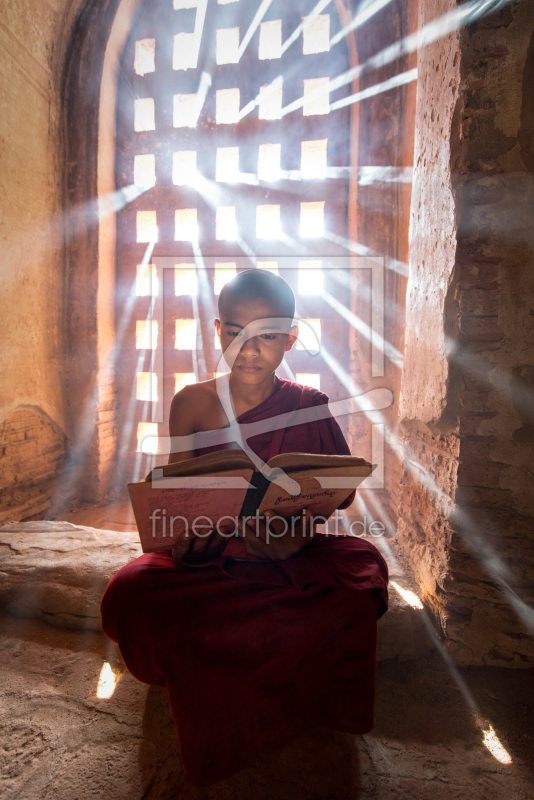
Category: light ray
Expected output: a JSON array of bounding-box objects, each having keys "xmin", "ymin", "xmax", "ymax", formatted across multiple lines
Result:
[
  {"xmin": 330, "ymin": 0, "xmax": 395, "ymax": 47},
  {"xmin": 323, "ymin": 289, "xmax": 404, "ymax": 369},
  {"xmin": 238, "ymin": 0, "xmax": 274, "ymax": 61},
  {"xmin": 330, "ymin": 68, "xmax": 418, "ymax": 112},
  {"xmin": 281, "ymin": 0, "xmax": 333, "ymax": 55}
]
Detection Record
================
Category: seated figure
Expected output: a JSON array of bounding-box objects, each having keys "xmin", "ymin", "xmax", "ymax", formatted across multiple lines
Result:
[{"xmin": 101, "ymin": 269, "xmax": 388, "ymax": 786}]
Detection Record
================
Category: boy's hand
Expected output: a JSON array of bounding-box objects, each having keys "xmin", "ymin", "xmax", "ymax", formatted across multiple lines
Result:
[
  {"xmin": 239, "ymin": 510, "xmax": 315, "ymax": 561},
  {"xmin": 172, "ymin": 524, "xmax": 234, "ymax": 565}
]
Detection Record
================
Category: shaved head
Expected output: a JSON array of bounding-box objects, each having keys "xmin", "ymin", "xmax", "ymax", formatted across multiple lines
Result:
[{"xmin": 218, "ymin": 269, "xmax": 295, "ymax": 320}]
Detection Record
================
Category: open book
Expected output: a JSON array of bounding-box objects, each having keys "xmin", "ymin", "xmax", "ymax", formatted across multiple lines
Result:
[{"xmin": 128, "ymin": 449, "xmax": 373, "ymax": 553}]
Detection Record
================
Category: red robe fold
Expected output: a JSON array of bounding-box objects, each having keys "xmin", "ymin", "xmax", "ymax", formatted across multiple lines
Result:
[{"xmin": 101, "ymin": 379, "xmax": 388, "ymax": 786}]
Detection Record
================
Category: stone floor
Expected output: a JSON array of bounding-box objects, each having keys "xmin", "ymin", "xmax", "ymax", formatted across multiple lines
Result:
[
  {"xmin": 2, "ymin": 503, "xmax": 533, "ymax": 798},
  {"xmin": 1, "ymin": 609, "xmax": 533, "ymax": 800}
]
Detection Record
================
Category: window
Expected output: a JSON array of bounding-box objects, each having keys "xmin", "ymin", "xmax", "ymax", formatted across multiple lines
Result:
[
  {"xmin": 259, "ymin": 20, "xmax": 282, "ymax": 60},
  {"xmin": 173, "ymin": 33, "xmax": 196, "ymax": 70},
  {"xmin": 216, "ymin": 207, "xmax": 237, "ymax": 240},
  {"xmin": 135, "ymin": 320, "xmax": 158, "ymax": 350},
  {"xmin": 216, "ymin": 147, "xmax": 240, "ymax": 182},
  {"xmin": 134, "ymin": 154, "xmax": 156, "ymax": 187},
  {"xmin": 258, "ymin": 143, "xmax": 281, "ymax": 181},
  {"xmin": 173, "ymin": 151, "xmax": 197, "ymax": 185},
  {"xmin": 173, "ymin": 94, "xmax": 197, "ymax": 127},
  {"xmin": 175, "ymin": 319, "xmax": 197, "ymax": 350},
  {"xmin": 258, "ymin": 82, "xmax": 283, "ymax": 120},
  {"xmin": 175, "ymin": 264, "xmax": 198, "ymax": 295},
  {"xmin": 301, "ymin": 139, "xmax": 327, "ymax": 179},
  {"xmin": 256, "ymin": 205, "xmax": 281, "ymax": 239},
  {"xmin": 136, "ymin": 372, "xmax": 158, "ymax": 401},
  {"xmin": 214, "ymin": 263, "xmax": 237, "ymax": 294},
  {"xmin": 175, "ymin": 209, "xmax": 198, "ymax": 241},
  {"xmin": 136, "ymin": 264, "xmax": 158, "ymax": 296},
  {"xmin": 134, "ymin": 39, "xmax": 155, "ymax": 77},
  {"xmin": 216, "ymin": 89, "xmax": 240, "ymax": 124},
  {"xmin": 117, "ymin": 1, "xmax": 352, "ymax": 480},
  {"xmin": 134, "ymin": 98, "xmax": 155, "ymax": 131},
  {"xmin": 303, "ymin": 78, "xmax": 330, "ymax": 116},
  {"xmin": 216, "ymin": 28, "xmax": 240, "ymax": 65},
  {"xmin": 303, "ymin": 15, "xmax": 330, "ymax": 55},
  {"xmin": 136, "ymin": 211, "xmax": 158, "ymax": 242}
]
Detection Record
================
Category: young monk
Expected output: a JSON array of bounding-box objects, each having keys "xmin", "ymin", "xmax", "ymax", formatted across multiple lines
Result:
[{"xmin": 101, "ymin": 269, "xmax": 388, "ymax": 787}]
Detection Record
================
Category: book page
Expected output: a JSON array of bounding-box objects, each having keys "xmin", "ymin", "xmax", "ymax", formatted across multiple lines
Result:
[
  {"xmin": 258, "ymin": 471, "xmax": 354, "ymax": 522},
  {"xmin": 129, "ymin": 468, "xmax": 253, "ymax": 552}
]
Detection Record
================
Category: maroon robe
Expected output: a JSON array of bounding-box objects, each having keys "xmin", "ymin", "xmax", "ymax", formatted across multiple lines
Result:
[{"xmin": 101, "ymin": 379, "xmax": 388, "ymax": 786}]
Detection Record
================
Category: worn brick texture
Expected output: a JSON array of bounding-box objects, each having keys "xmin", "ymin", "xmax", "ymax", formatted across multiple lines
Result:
[
  {"xmin": 0, "ymin": 409, "xmax": 65, "ymax": 523},
  {"xmin": 398, "ymin": 0, "xmax": 534, "ymax": 667}
]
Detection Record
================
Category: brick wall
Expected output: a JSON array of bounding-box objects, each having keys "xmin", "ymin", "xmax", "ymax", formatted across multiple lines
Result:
[
  {"xmin": 398, "ymin": 0, "xmax": 534, "ymax": 667},
  {"xmin": 0, "ymin": 409, "xmax": 66, "ymax": 523}
]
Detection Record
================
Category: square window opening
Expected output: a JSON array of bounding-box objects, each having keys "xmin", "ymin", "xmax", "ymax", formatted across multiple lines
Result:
[
  {"xmin": 300, "ymin": 201, "xmax": 325, "ymax": 238},
  {"xmin": 175, "ymin": 208, "xmax": 198, "ymax": 241},
  {"xmin": 136, "ymin": 372, "xmax": 158, "ymax": 402},
  {"xmin": 135, "ymin": 320, "xmax": 158, "ymax": 349},
  {"xmin": 136, "ymin": 210, "xmax": 158, "ymax": 242},
  {"xmin": 216, "ymin": 27, "xmax": 240, "ymax": 65},
  {"xmin": 258, "ymin": 143, "xmax": 281, "ymax": 181},
  {"xmin": 298, "ymin": 260, "xmax": 323, "ymax": 294},
  {"xmin": 258, "ymin": 83, "xmax": 282, "ymax": 120},
  {"xmin": 259, "ymin": 20, "xmax": 282, "ymax": 60},
  {"xmin": 134, "ymin": 154, "xmax": 156, "ymax": 188},
  {"xmin": 216, "ymin": 206, "xmax": 237, "ymax": 240},
  {"xmin": 173, "ymin": 150, "xmax": 197, "ymax": 185},
  {"xmin": 173, "ymin": 32, "xmax": 196, "ymax": 70},
  {"xmin": 216, "ymin": 88, "xmax": 240, "ymax": 124},
  {"xmin": 175, "ymin": 264, "xmax": 198, "ymax": 295},
  {"xmin": 302, "ymin": 14, "xmax": 330, "ymax": 55},
  {"xmin": 214, "ymin": 263, "xmax": 237, "ymax": 294},
  {"xmin": 175, "ymin": 318, "xmax": 197, "ymax": 350},
  {"xmin": 216, "ymin": 147, "xmax": 240, "ymax": 182},
  {"xmin": 256, "ymin": 204, "xmax": 281, "ymax": 239},
  {"xmin": 136, "ymin": 263, "xmax": 158, "ymax": 296},
  {"xmin": 134, "ymin": 39, "xmax": 155, "ymax": 76},
  {"xmin": 303, "ymin": 78, "xmax": 329, "ymax": 116},
  {"xmin": 301, "ymin": 139, "xmax": 327, "ymax": 179},
  {"xmin": 173, "ymin": 93, "xmax": 197, "ymax": 128},
  {"xmin": 134, "ymin": 98, "xmax": 155, "ymax": 131}
]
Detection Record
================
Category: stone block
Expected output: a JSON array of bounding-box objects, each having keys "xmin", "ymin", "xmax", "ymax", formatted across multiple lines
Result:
[
  {"xmin": 0, "ymin": 521, "xmax": 141, "ymax": 631},
  {"xmin": 459, "ymin": 315, "xmax": 504, "ymax": 341}
]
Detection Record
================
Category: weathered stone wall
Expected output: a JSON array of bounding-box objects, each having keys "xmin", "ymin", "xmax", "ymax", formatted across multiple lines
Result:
[
  {"xmin": 399, "ymin": 0, "xmax": 534, "ymax": 666},
  {"xmin": 0, "ymin": 409, "xmax": 66, "ymax": 522}
]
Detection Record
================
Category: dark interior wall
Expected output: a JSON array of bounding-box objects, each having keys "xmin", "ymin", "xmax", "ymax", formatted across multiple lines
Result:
[{"xmin": 398, "ymin": 0, "xmax": 534, "ymax": 667}]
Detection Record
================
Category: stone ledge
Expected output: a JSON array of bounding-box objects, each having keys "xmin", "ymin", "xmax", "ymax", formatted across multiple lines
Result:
[
  {"xmin": 0, "ymin": 521, "xmax": 142, "ymax": 631},
  {"xmin": 0, "ymin": 521, "xmax": 435, "ymax": 660}
]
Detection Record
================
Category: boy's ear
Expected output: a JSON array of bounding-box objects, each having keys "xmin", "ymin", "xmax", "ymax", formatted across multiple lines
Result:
[{"xmin": 285, "ymin": 324, "xmax": 299, "ymax": 352}]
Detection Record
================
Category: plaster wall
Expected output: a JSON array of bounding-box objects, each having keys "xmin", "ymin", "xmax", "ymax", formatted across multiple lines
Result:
[{"xmin": 0, "ymin": 0, "xmax": 74, "ymax": 431}]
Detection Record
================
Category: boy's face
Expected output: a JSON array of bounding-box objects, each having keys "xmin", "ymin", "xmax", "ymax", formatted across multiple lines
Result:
[{"xmin": 215, "ymin": 299, "xmax": 297, "ymax": 384}]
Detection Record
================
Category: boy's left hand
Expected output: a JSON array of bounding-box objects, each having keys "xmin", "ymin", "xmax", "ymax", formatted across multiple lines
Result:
[{"xmin": 239, "ymin": 510, "xmax": 315, "ymax": 561}]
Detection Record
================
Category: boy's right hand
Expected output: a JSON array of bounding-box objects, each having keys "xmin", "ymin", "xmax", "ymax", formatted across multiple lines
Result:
[{"xmin": 172, "ymin": 524, "xmax": 234, "ymax": 565}]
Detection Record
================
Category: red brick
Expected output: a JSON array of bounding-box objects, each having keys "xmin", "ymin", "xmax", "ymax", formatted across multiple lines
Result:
[
  {"xmin": 458, "ymin": 288, "xmax": 500, "ymax": 315},
  {"xmin": 459, "ymin": 316, "xmax": 504, "ymax": 341},
  {"xmin": 457, "ymin": 460, "xmax": 502, "ymax": 488}
]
